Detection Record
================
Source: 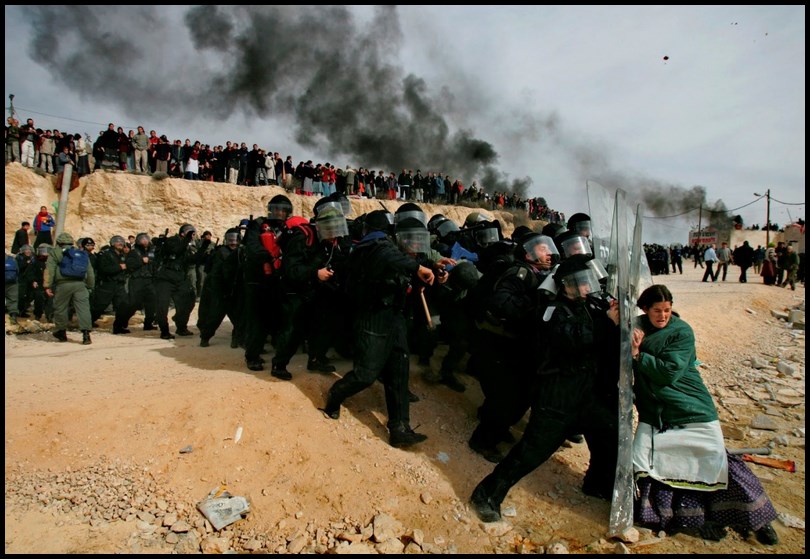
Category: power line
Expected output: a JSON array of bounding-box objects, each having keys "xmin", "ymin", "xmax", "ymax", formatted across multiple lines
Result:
[
  {"xmin": 9, "ymin": 106, "xmax": 141, "ymax": 132},
  {"xmin": 643, "ymin": 194, "xmax": 802, "ymax": 220}
]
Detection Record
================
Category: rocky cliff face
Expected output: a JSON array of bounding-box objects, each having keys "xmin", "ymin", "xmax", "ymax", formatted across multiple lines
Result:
[{"xmin": 5, "ymin": 163, "xmax": 518, "ymax": 249}]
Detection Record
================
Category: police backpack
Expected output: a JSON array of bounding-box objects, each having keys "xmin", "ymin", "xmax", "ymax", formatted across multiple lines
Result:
[
  {"xmin": 60, "ymin": 247, "xmax": 90, "ymax": 279},
  {"xmin": 4, "ymin": 254, "xmax": 18, "ymax": 283}
]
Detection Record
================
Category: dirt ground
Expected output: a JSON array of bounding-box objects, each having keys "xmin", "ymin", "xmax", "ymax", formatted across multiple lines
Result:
[{"xmin": 4, "ymin": 262, "xmax": 805, "ymax": 554}]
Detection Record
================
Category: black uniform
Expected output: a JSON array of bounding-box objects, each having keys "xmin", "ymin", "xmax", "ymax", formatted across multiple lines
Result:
[
  {"xmin": 323, "ymin": 230, "xmax": 428, "ymax": 447},
  {"xmin": 153, "ymin": 233, "xmax": 197, "ymax": 338},
  {"xmin": 197, "ymin": 243, "xmax": 242, "ymax": 346},
  {"xmin": 15, "ymin": 251, "xmax": 35, "ymax": 316},
  {"xmin": 24, "ymin": 255, "xmax": 53, "ymax": 321},
  {"xmin": 467, "ymin": 260, "xmax": 550, "ymax": 462},
  {"xmin": 91, "ymin": 247, "xmax": 131, "ymax": 331},
  {"xmin": 240, "ymin": 217, "xmax": 285, "ymax": 369},
  {"xmin": 270, "ymin": 224, "xmax": 351, "ymax": 377},
  {"xmin": 470, "ymin": 287, "xmax": 619, "ymax": 521},
  {"xmin": 120, "ymin": 243, "xmax": 157, "ymax": 330}
]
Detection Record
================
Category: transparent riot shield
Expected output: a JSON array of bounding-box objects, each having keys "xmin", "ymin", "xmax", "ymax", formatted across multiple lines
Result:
[
  {"xmin": 605, "ymin": 191, "xmax": 653, "ymax": 537},
  {"xmin": 586, "ymin": 180, "xmax": 613, "ymax": 268}
]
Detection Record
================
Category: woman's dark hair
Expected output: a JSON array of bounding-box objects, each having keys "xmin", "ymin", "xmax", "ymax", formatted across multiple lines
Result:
[{"xmin": 636, "ymin": 285, "xmax": 673, "ymax": 310}]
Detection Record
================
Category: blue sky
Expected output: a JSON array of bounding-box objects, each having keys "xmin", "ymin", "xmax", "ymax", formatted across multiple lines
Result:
[{"xmin": 5, "ymin": 6, "xmax": 805, "ymax": 243}]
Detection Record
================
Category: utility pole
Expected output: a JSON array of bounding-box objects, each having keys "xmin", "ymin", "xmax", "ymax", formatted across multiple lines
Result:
[
  {"xmin": 765, "ymin": 189, "xmax": 771, "ymax": 247},
  {"xmin": 8, "ymin": 93, "xmax": 15, "ymax": 120},
  {"xmin": 754, "ymin": 189, "xmax": 771, "ymax": 246},
  {"xmin": 695, "ymin": 203, "xmax": 702, "ymax": 247}
]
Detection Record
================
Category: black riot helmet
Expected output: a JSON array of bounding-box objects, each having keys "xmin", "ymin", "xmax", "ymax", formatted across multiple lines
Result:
[
  {"xmin": 428, "ymin": 215, "xmax": 460, "ymax": 241},
  {"xmin": 518, "ymin": 233, "xmax": 560, "ymax": 269},
  {"xmin": 541, "ymin": 222, "xmax": 567, "ymax": 240},
  {"xmin": 179, "ymin": 223, "xmax": 197, "ymax": 237},
  {"xmin": 135, "ymin": 232, "xmax": 151, "ymax": 247},
  {"xmin": 36, "ymin": 244, "xmax": 51, "ymax": 258},
  {"xmin": 395, "ymin": 217, "xmax": 431, "ymax": 256},
  {"xmin": 554, "ymin": 254, "xmax": 600, "ymax": 300},
  {"xmin": 314, "ymin": 192, "xmax": 352, "ymax": 218},
  {"xmin": 224, "ymin": 228, "xmax": 241, "ymax": 249},
  {"xmin": 567, "ymin": 212, "xmax": 592, "ymax": 238},
  {"xmin": 267, "ymin": 194, "xmax": 293, "ymax": 222},
  {"xmin": 362, "ymin": 210, "xmax": 394, "ymax": 236},
  {"xmin": 555, "ymin": 230, "xmax": 593, "ymax": 259},
  {"xmin": 394, "ymin": 202, "xmax": 427, "ymax": 227},
  {"xmin": 315, "ymin": 207, "xmax": 350, "ymax": 241}
]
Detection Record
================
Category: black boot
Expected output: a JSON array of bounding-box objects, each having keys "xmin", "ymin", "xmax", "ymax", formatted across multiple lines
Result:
[
  {"xmin": 81, "ymin": 330, "xmax": 92, "ymax": 345},
  {"xmin": 307, "ymin": 356, "xmax": 336, "ymax": 373},
  {"xmin": 389, "ymin": 423, "xmax": 427, "ymax": 449},
  {"xmin": 470, "ymin": 483, "xmax": 502, "ymax": 523},
  {"xmin": 200, "ymin": 338, "xmax": 210, "ymax": 347},
  {"xmin": 53, "ymin": 329, "xmax": 68, "ymax": 342},
  {"xmin": 270, "ymin": 363, "xmax": 292, "ymax": 380},
  {"xmin": 439, "ymin": 372, "xmax": 466, "ymax": 393},
  {"xmin": 468, "ymin": 426, "xmax": 505, "ymax": 464},
  {"xmin": 320, "ymin": 389, "xmax": 341, "ymax": 420},
  {"xmin": 246, "ymin": 358, "xmax": 264, "ymax": 372}
]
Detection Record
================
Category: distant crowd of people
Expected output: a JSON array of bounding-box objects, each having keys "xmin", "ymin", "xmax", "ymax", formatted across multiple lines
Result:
[
  {"xmin": 641, "ymin": 241, "xmax": 803, "ymax": 288},
  {"xmin": 5, "ymin": 116, "xmax": 565, "ymax": 222}
]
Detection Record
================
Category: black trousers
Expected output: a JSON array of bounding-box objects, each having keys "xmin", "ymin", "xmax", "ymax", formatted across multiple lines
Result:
[
  {"xmin": 328, "ymin": 309, "xmax": 411, "ymax": 430},
  {"xmin": 469, "ymin": 330, "xmax": 534, "ymax": 448},
  {"xmin": 154, "ymin": 277, "xmax": 195, "ymax": 333},
  {"xmin": 120, "ymin": 277, "xmax": 156, "ymax": 326},
  {"xmin": 91, "ymin": 280, "xmax": 131, "ymax": 327},
  {"xmin": 196, "ymin": 285, "xmax": 239, "ymax": 342},
  {"xmin": 702, "ymin": 261, "xmax": 716, "ymax": 282},
  {"xmin": 473, "ymin": 370, "xmax": 618, "ymax": 506},
  {"xmin": 241, "ymin": 280, "xmax": 273, "ymax": 362}
]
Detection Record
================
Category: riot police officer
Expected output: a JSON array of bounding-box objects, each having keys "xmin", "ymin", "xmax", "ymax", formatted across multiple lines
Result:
[
  {"xmin": 119, "ymin": 232, "xmax": 157, "ymax": 332},
  {"xmin": 197, "ymin": 228, "xmax": 242, "ymax": 347},
  {"xmin": 470, "ymin": 255, "xmax": 620, "ymax": 522},
  {"xmin": 153, "ymin": 224, "xmax": 198, "ymax": 339},
  {"xmin": 91, "ymin": 235, "xmax": 132, "ymax": 333},
  {"xmin": 241, "ymin": 195, "xmax": 291, "ymax": 371},
  {"xmin": 321, "ymin": 210, "xmax": 435, "ymax": 449}
]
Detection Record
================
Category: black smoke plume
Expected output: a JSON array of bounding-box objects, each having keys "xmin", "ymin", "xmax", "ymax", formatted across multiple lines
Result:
[{"xmin": 23, "ymin": 5, "xmax": 530, "ymax": 197}]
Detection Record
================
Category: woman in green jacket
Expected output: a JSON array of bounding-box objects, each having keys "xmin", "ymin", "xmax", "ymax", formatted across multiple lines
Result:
[{"xmin": 630, "ymin": 285, "xmax": 778, "ymax": 545}]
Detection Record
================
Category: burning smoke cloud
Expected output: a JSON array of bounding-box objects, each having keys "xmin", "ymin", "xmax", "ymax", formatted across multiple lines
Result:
[
  {"xmin": 23, "ymin": 6, "xmax": 530, "ymax": 195},
  {"xmin": 21, "ymin": 5, "xmax": 729, "ymax": 221}
]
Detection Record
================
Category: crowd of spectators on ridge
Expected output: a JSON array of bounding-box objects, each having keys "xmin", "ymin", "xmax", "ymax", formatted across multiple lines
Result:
[{"xmin": 6, "ymin": 115, "xmax": 564, "ymax": 224}]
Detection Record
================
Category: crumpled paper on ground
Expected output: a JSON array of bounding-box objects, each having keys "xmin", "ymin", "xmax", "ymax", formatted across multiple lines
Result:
[{"xmin": 196, "ymin": 485, "xmax": 250, "ymax": 530}]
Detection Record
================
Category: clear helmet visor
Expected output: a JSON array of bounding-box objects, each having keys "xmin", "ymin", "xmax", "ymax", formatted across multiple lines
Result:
[
  {"xmin": 224, "ymin": 232, "xmax": 240, "ymax": 247},
  {"xmin": 559, "ymin": 269, "xmax": 601, "ymax": 299},
  {"xmin": 474, "ymin": 226, "xmax": 501, "ymax": 247},
  {"xmin": 523, "ymin": 235, "xmax": 559, "ymax": 268},
  {"xmin": 570, "ymin": 220, "xmax": 592, "ymax": 238},
  {"xmin": 396, "ymin": 229, "xmax": 431, "ymax": 256},
  {"xmin": 316, "ymin": 215, "xmax": 349, "ymax": 240},
  {"xmin": 315, "ymin": 201, "xmax": 347, "ymax": 218},
  {"xmin": 394, "ymin": 210, "xmax": 427, "ymax": 226},
  {"xmin": 267, "ymin": 203, "xmax": 292, "ymax": 221},
  {"xmin": 435, "ymin": 219, "xmax": 460, "ymax": 240},
  {"xmin": 559, "ymin": 235, "xmax": 593, "ymax": 258},
  {"xmin": 585, "ymin": 258, "xmax": 608, "ymax": 281},
  {"xmin": 337, "ymin": 197, "xmax": 353, "ymax": 217}
]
